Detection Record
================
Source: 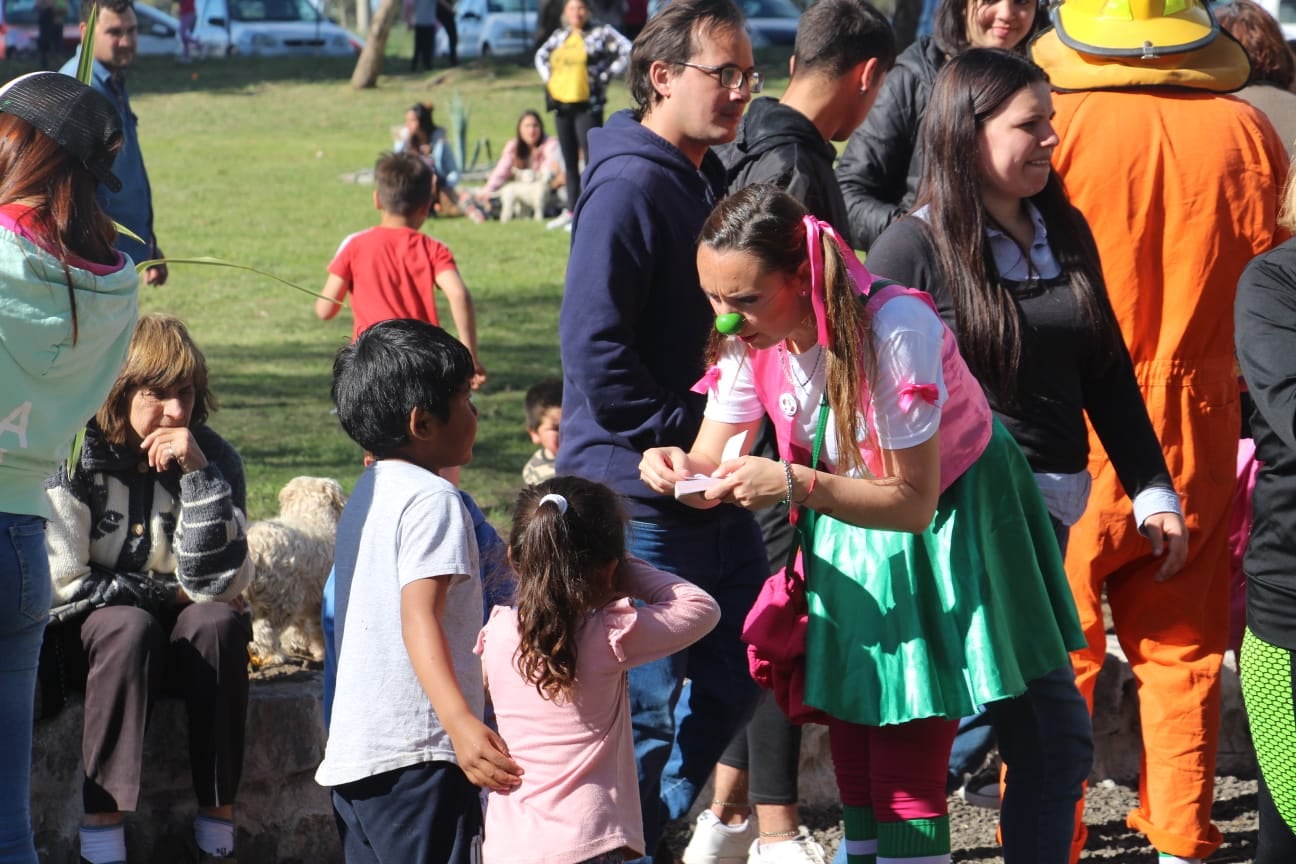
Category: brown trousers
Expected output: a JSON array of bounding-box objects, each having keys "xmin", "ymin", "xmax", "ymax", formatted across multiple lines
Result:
[{"xmin": 79, "ymin": 603, "xmax": 251, "ymax": 813}]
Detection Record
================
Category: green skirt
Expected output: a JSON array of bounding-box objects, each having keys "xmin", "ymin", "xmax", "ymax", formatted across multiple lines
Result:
[{"xmin": 803, "ymin": 420, "xmax": 1085, "ymax": 726}]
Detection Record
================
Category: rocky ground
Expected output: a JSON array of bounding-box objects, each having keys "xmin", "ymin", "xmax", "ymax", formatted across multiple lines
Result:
[
  {"xmin": 256, "ymin": 660, "xmax": 1261, "ymax": 863},
  {"xmin": 661, "ymin": 775, "xmax": 1260, "ymax": 863}
]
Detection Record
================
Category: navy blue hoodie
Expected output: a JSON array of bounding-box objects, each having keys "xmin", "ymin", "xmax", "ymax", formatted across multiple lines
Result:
[{"xmin": 556, "ymin": 109, "xmax": 730, "ymax": 520}]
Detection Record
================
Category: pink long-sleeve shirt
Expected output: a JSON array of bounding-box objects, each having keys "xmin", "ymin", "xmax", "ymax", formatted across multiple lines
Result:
[
  {"xmin": 482, "ymin": 136, "xmax": 563, "ymax": 196},
  {"xmin": 476, "ymin": 558, "xmax": 720, "ymax": 864}
]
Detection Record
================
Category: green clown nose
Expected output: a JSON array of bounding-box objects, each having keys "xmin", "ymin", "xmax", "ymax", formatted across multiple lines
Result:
[{"xmin": 715, "ymin": 313, "xmax": 743, "ymax": 335}]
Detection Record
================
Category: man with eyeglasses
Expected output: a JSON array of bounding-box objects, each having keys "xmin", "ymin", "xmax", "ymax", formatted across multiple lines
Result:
[{"xmin": 555, "ymin": 0, "xmax": 762, "ymax": 860}]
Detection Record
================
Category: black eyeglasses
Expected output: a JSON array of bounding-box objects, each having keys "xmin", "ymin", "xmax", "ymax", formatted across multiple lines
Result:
[{"xmin": 678, "ymin": 61, "xmax": 764, "ymax": 94}]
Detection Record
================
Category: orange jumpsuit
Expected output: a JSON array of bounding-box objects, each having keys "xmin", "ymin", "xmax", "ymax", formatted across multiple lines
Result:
[{"xmin": 1051, "ymin": 89, "xmax": 1288, "ymax": 860}]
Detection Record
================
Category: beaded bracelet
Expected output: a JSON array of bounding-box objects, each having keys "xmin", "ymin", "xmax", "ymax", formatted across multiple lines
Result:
[{"xmin": 780, "ymin": 459, "xmax": 795, "ymax": 506}]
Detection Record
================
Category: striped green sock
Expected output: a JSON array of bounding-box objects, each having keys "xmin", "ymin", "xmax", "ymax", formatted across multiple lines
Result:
[
  {"xmin": 877, "ymin": 816, "xmax": 950, "ymax": 863},
  {"xmin": 841, "ymin": 805, "xmax": 877, "ymax": 864}
]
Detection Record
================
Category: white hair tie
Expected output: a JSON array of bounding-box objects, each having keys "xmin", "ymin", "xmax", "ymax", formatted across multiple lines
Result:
[{"xmin": 539, "ymin": 493, "xmax": 569, "ymax": 515}]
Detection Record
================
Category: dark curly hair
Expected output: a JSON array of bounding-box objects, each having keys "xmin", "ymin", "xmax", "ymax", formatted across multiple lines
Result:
[{"xmin": 509, "ymin": 476, "xmax": 626, "ymax": 701}]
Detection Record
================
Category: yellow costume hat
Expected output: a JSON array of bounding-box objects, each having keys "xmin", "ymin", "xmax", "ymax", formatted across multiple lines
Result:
[{"xmin": 1031, "ymin": 0, "xmax": 1250, "ymax": 92}]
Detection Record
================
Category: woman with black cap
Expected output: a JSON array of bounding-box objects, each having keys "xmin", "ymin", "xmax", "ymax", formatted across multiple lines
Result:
[{"xmin": 0, "ymin": 71, "xmax": 139, "ymax": 864}]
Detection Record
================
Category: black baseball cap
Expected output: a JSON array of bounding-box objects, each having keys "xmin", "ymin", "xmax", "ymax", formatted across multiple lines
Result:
[{"xmin": 0, "ymin": 72, "xmax": 124, "ymax": 192}]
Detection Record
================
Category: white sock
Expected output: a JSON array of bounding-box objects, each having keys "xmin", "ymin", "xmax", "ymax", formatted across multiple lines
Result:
[
  {"xmin": 1157, "ymin": 854, "xmax": 1203, "ymax": 864},
  {"xmin": 194, "ymin": 814, "xmax": 235, "ymax": 857},
  {"xmin": 80, "ymin": 823, "xmax": 126, "ymax": 864}
]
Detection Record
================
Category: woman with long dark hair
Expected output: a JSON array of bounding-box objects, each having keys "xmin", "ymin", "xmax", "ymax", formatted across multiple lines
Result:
[
  {"xmin": 0, "ymin": 71, "xmax": 139, "ymax": 864},
  {"xmin": 461, "ymin": 109, "xmax": 565, "ymax": 222},
  {"xmin": 835, "ymin": 0, "xmax": 1042, "ymax": 248},
  {"xmin": 641, "ymin": 183, "xmax": 1087, "ymax": 863},
  {"xmin": 395, "ymin": 101, "xmax": 462, "ymax": 213},
  {"xmin": 866, "ymin": 48, "xmax": 1189, "ymax": 860}
]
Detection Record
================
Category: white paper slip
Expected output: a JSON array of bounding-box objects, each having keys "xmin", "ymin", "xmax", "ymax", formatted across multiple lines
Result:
[
  {"xmin": 674, "ymin": 475, "xmax": 721, "ymax": 497},
  {"xmin": 674, "ymin": 431, "xmax": 747, "ymax": 498}
]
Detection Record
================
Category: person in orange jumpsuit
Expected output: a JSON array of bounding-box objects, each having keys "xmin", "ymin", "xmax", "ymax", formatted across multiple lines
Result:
[{"xmin": 1030, "ymin": 2, "xmax": 1290, "ymax": 861}]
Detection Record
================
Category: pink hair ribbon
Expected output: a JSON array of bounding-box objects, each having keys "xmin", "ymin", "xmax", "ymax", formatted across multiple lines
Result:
[
  {"xmin": 801, "ymin": 214, "xmax": 876, "ymax": 349},
  {"xmin": 691, "ymin": 365, "xmax": 722, "ymax": 396},
  {"xmin": 897, "ymin": 381, "xmax": 941, "ymax": 413}
]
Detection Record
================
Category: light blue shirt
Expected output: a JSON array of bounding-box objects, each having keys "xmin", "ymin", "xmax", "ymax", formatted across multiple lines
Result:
[
  {"xmin": 0, "ymin": 221, "xmax": 138, "ymax": 517},
  {"xmin": 60, "ymin": 53, "xmax": 157, "ymax": 267}
]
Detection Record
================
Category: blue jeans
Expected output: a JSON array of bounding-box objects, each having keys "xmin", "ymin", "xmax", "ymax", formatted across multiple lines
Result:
[
  {"xmin": 626, "ymin": 511, "xmax": 766, "ymax": 863},
  {"xmin": 0, "ymin": 514, "xmax": 51, "ymax": 864},
  {"xmin": 987, "ymin": 663, "xmax": 1092, "ymax": 863},
  {"xmin": 948, "ymin": 709, "xmax": 996, "ymax": 783}
]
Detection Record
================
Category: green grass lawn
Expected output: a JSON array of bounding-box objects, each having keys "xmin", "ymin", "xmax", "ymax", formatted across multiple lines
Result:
[{"xmin": 7, "ymin": 41, "xmax": 789, "ymax": 523}]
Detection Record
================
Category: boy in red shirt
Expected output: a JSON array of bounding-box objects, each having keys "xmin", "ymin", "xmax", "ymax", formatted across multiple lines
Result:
[{"xmin": 317, "ymin": 152, "xmax": 486, "ymax": 387}]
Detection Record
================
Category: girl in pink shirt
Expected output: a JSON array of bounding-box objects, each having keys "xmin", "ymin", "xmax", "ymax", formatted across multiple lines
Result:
[{"xmin": 476, "ymin": 477, "xmax": 720, "ymax": 864}]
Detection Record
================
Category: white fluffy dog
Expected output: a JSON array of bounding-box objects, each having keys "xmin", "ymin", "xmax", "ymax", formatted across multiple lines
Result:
[
  {"xmin": 244, "ymin": 476, "xmax": 346, "ymax": 668},
  {"xmin": 498, "ymin": 169, "xmax": 557, "ymax": 223}
]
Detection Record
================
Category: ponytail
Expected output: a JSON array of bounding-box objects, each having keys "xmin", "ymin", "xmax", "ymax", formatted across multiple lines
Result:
[{"xmin": 509, "ymin": 477, "xmax": 626, "ymax": 701}]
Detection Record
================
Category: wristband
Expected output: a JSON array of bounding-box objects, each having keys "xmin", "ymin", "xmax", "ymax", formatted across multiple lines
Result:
[
  {"xmin": 780, "ymin": 459, "xmax": 794, "ymax": 506},
  {"xmin": 796, "ymin": 468, "xmax": 818, "ymax": 504}
]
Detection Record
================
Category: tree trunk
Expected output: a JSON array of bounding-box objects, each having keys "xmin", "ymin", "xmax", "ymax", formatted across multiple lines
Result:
[
  {"xmin": 351, "ymin": 0, "xmax": 400, "ymax": 89},
  {"xmin": 356, "ymin": 0, "xmax": 370, "ymax": 35}
]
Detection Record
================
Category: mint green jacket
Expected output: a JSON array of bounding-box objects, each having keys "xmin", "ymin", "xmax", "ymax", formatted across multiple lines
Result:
[{"xmin": 0, "ymin": 215, "xmax": 138, "ymax": 518}]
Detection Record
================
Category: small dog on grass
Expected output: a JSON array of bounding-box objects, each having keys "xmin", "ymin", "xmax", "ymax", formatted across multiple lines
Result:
[
  {"xmin": 499, "ymin": 169, "xmax": 559, "ymax": 223},
  {"xmin": 244, "ymin": 476, "xmax": 346, "ymax": 668}
]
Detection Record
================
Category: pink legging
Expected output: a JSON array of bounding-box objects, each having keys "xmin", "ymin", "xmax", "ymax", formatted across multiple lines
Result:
[{"xmin": 828, "ymin": 716, "xmax": 958, "ymax": 820}]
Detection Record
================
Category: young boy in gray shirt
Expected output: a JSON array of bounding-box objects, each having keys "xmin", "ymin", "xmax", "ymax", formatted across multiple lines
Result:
[{"xmin": 315, "ymin": 319, "xmax": 521, "ymax": 863}]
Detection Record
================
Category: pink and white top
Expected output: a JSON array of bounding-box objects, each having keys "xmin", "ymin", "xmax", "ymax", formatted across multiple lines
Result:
[
  {"xmin": 704, "ymin": 284, "xmax": 992, "ymax": 491},
  {"xmin": 482, "ymin": 136, "xmax": 563, "ymax": 196},
  {"xmin": 476, "ymin": 558, "xmax": 720, "ymax": 864}
]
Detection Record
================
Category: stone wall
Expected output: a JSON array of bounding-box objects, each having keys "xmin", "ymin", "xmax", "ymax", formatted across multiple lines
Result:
[
  {"xmin": 31, "ymin": 639, "xmax": 1254, "ymax": 861},
  {"xmin": 31, "ymin": 673, "xmax": 340, "ymax": 864}
]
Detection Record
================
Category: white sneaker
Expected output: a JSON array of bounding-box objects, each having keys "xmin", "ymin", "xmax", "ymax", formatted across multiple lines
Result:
[
  {"xmin": 958, "ymin": 755, "xmax": 1001, "ymax": 809},
  {"xmin": 681, "ymin": 810, "xmax": 756, "ymax": 864},
  {"xmin": 960, "ymin": 778, "xmax": 1001, "ymax": 809},
  {"xmin": 545, "ymin": 210, "xmax": 573, "ymax": 230},
  {"xmin": 747, "ymin": 832, "xmax": 827, "ymax": 864}
]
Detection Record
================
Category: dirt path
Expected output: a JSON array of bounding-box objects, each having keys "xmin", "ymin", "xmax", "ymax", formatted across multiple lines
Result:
[{"xmin": 663, "ymin": 775, "xmax": 1259, "ymax": 862}]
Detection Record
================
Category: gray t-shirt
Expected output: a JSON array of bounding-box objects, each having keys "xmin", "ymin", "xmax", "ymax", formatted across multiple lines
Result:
[{"xmin": 315, "ymin": 460, "xmax": 482, "ymax": 787}]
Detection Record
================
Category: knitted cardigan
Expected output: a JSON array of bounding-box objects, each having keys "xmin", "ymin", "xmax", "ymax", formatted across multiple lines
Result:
[{"xmin": 45, "ymin": 419, "xmax": 251, "ymax": 616}]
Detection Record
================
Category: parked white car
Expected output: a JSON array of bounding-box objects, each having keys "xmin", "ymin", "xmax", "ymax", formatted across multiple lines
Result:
[
  {"xmin": 192, "ymin": 0, "xmax": 363, "ymax": 56},
  {"xmin": 135, "ymin": 3, "xmax": 188, "ymax": 55},
  {"xmin": 1256, "ymin": 0, "xmax": 1296, "ymax": 42},
  {"xmin": 456, "ymin": 0, "xmax": 537, "ymax": 58}
]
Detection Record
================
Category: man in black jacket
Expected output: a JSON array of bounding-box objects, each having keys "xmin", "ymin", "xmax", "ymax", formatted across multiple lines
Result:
[{"xmin": 717, "ymin": 0, "xmax": 894, "ymax": 247}]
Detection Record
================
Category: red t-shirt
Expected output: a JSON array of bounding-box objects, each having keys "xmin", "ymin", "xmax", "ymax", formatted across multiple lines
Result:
[{"xmin": 327, "ymin": 226, "xmax": 458, "ymax": 340}]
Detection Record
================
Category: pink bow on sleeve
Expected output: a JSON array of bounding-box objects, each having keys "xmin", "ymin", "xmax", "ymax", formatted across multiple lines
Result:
[
  {"xmin": 691, "ymin": 365, "xmax": 722, "ymax": 396},
  {"xmin": 897, "ymin": 381, "xmax": 940, "ymax": 414}
]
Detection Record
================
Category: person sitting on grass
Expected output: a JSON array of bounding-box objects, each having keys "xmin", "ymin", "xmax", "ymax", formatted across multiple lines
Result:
[
  {"xmin": 460, "ymin": 110, "xmax": 566, "ymax": 223},
  {"xmin": 315, "ymin": 152, "xmax": 486, "ymax": 389}
]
